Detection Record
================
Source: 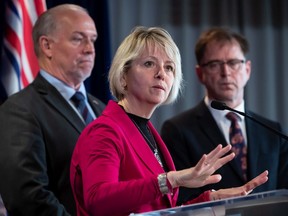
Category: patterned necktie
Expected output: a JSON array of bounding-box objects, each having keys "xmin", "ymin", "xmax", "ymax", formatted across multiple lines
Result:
[
  {"xmin": 71, "ymin": 92, "xmax": 93, "ymax": 125},
  {"xmin": 226, "ymin": 112, "xmax": 247, "ymax": 181}
]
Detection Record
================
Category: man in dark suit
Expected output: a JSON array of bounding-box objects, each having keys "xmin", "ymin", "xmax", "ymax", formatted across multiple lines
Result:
[
  {"xmin": 0, "ymin": 4, "xmax": 105, "ymax": 216},
  {"xmin": 161, "ymin": 27, "xmax": 288, "ymax": 205}
]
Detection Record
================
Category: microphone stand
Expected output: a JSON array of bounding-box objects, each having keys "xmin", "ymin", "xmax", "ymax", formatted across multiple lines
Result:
[{"xmin": 212, "ymin": 101, "xmax": 288, "ymax": 141}]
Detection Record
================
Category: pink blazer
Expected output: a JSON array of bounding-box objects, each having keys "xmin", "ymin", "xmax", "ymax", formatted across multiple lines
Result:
[{"xmin": 70, "ymin": 100, "xmax": 178, "ymax": 216}]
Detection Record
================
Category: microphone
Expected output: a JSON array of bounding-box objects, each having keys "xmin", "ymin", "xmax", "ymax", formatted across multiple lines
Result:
[{"xmin": 211, "ymin": 100, "xmax": 288, "ymax": 141}]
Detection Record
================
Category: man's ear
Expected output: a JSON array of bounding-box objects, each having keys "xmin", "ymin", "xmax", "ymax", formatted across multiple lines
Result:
[
  {"xmin": 245, "ymin": 60, "xmax": 252, "ymax": 80},
  {"xmin": 39, "ymin": 36, "xmax": 53, "ymax": 58},
  {"xmin": 195, "ymin": 65, "xmax": 205, "ymax": 84}
]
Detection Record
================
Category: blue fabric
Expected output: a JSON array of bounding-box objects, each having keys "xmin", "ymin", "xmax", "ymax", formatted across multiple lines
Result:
[{"xmin": 71, "ymin": 92, "xmax": 94, "ymax": 125}]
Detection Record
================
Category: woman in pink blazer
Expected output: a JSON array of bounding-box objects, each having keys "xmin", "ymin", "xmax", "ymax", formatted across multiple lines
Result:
[{"xmin": 70, "ymin": 26, "xmax": 268, "ymax": 216}]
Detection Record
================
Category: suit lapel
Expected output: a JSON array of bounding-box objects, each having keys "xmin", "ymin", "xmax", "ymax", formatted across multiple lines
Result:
[
  {"xmin": 148, "ymin": 122, "xmax": 175, "ymax": 172},
  {"xmin": 197, "ymin": 101, "xmax": 227, "ymax": 147},
  {"xmin": 149, "ymin": 123, "xmax": 177, "ymax": 206},
  {"xmin": 87, "ymin": 94, "xmax": 104, "ymax": 117},
  {"xmin": 107, "ymin": 101, "xmax": 165, "ymax": 174},
  {"xmin": 129, "ymin": 121, "xmax": 164, "ymax": 174},
  {"xmin": 197, "ymin": 101, "xmax": 245, "ymax": 181},
  {"xmin": 32, "ymin": 74, "xmax": 85, "ymax": 133},
  {"xmin": 104, "ymin": 101, "xmax": 176, "ymax": 207},
  {"xmin": 245, "ymin": 111, "xmax": 260, "ymax": 179}
]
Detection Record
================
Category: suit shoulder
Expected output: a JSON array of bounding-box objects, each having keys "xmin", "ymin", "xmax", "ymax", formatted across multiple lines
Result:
[
  {"xmin": 0, "ymin": 85, "xmax": 38, "ymax": 108},
  {"xmin": 164, "ymin": 101, "xmax": 205, "ymax": 124},
  {"xmin": 248, "ymin": 110, "xmax": 280, "ymax": 124},
  {"xmin": 87, "ymin": 94, "xmax": 106, "ymax": 107},
  {"xmin": 247, "ymin": 110, "xmax": 281, "ymax": 129}
]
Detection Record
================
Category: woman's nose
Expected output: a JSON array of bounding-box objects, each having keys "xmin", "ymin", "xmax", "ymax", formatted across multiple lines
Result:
[{"xmin": 155, "ymin": 66, "xmax": 165, "ymax": 79}]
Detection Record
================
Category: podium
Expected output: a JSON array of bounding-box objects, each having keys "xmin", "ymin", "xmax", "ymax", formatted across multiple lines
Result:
[{"xmin": 132, "ymin": 189, "xmax": 288, "ymax": 216}]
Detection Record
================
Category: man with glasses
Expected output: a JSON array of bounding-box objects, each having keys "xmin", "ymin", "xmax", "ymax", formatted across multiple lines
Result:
[{"xmin": 161, "ymin": 27, "xmax": 288, "ymax": 205}]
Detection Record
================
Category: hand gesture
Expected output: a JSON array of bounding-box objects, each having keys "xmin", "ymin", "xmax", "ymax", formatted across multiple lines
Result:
[
  {"xmin": 210, "ymin": 170, "xmax": 269, "ymax": 200},
  {"xmin": 167, "ymin": 144, "xmax": 235, "ymax": 188}
]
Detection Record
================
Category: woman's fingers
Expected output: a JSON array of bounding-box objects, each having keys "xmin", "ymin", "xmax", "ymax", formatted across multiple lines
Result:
[
  {"xmin": 206, "ymin": 145, "xmax": 234, "ymax": 165},
  {"xmin": 195, "ymin": 144, "xmax": 235, "ymax": 173},
  {"xmin": 211, "ymin": 170, "xmax": 269, "ymax": 200},
  {"xmin": 203, "ymin": 174, "xmax": 222, "ymax": 185},
  {"xmin": 244, "ymin": 170, "xmax": 269, "ymax": 193},
  {"xmin": 212, "ymin": 151, "xmax": 235, "ymax": 171},
  {"xmin": 206, "ymin": 144, "xmax": 231, "ymax": 161},
  {"xmin": 174, "ymin": 144, "xmax": 237, "ymax": 189}
]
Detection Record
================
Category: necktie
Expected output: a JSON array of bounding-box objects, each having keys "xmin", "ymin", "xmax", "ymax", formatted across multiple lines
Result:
[
  {"xmin": 71, "ymin": 92, "xmax": 94, "ymax": 125},
  {"xmin": 226, "ymin": 112, "xmax": 247, "ymax": 181}
]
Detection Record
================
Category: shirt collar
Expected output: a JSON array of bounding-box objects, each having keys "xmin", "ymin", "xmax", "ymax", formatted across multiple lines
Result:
[
  {"xmin": 40, "ymin": 70, "xmax": 87, "ymax": 101},
  {"xmin": 204, "ymin": 96, "xmax": 245, "ymax": 121}
]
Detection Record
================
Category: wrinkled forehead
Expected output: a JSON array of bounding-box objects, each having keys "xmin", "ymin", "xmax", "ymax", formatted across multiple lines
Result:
[
  {"xmin": 55, "ymin": 9, "xmax": 95, "ymax": 28},
  {"xmin": 207, "ymin": 38, "xmax": 240, "ymax": 50},
  {"xmin": 51, "ymin": 13, "xmax": 96, "ymax": 39},
  {"xmin": 203, "ymin": 39, "xmax": 244, "ymax": 60}
]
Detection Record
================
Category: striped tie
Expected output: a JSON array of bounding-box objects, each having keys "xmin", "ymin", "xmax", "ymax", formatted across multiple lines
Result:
[
  {"xmin": 226, "ymin": 112, "xmax": 247, "ymax": 181},
  {"xmin": 71, "ymin": 92, "xmax": 93, "ymax": 125}
]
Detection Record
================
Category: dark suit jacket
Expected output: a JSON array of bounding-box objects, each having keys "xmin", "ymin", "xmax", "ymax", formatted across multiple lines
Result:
[
  {"xmin": 161, "ymin": 99, "xmax": 288, "ymax": 205},
  {"xmin": 0, "ymin": 74, "xmax": 105, "ymax": 216}
]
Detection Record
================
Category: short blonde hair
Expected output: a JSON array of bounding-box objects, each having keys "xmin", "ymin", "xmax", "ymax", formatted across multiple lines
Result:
[{"xmin": 108, "ymin": 26, "xmax": 183, "ymax": 105}]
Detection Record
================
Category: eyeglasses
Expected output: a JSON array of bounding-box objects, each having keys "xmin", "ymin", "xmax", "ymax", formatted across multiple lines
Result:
[{"xmin": 200, "ymin": 59, "xmax": 246, "ymax": 73}]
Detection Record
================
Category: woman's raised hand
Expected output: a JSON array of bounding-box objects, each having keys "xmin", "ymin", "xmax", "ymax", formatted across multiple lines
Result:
[{"xmin": 167, "ymin": 144, "xmax": 235, "ymax": 189}]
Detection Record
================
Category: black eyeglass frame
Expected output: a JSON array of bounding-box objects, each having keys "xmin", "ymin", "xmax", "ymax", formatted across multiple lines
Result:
[{"xmin": 200, "ymin": 59, "xmax": 246, "ymax": 72}]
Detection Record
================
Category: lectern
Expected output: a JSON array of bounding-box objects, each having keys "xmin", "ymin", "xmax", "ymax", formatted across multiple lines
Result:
[{"xmin": 131, "ymin": 189, "xmax": 288, "ymax": 216}]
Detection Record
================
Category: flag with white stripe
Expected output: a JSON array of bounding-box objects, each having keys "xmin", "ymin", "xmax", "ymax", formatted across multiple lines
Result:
[{"xmin": 1, "ymin": 0, "xmax": 46, "ymax": 96}]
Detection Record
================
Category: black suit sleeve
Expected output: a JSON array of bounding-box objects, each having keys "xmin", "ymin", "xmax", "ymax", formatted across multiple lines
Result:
[
  {"xmin": 161, "ymin": 120, "xmax": 193, "ymax": 170},
  {"xmin": 278, "ymin": 137, "xmax": 288, "ymax": 188},
  {"xmin": 0, "ymin": 100, "xmax": 70, "ymax": 216}
]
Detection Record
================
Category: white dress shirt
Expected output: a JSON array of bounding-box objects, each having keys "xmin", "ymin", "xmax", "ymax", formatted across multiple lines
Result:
[{"xmin": 204, "ymin": 96, "xmax": 247, "ymax": 146}]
